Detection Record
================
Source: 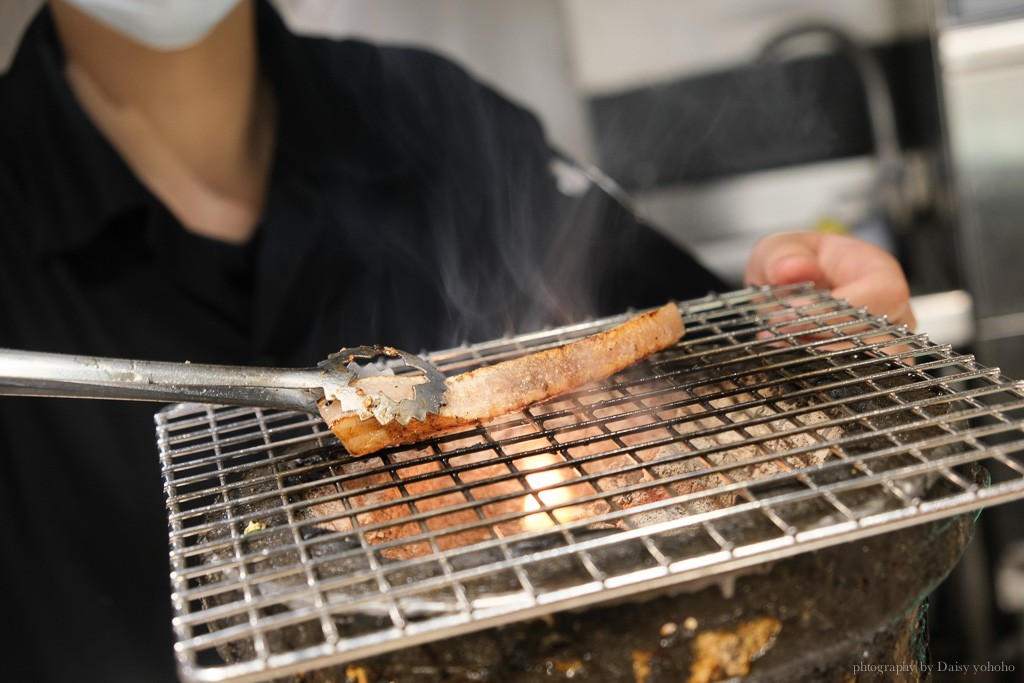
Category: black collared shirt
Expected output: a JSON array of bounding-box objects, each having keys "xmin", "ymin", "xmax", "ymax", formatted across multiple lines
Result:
[{"xmin": 0, "ymin": 3, "xmax": 724, "ymax": 681}]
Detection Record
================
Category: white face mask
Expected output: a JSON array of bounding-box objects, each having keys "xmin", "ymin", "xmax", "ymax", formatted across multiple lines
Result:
[{"xmin": 61, "ymin": 0, "xmax": 245, "ymax": 51}]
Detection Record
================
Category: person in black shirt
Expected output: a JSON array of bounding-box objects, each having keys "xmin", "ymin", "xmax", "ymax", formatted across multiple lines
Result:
[{"xmin": 0, "ymin": 1, "xmax": 915, "ymax": 680}]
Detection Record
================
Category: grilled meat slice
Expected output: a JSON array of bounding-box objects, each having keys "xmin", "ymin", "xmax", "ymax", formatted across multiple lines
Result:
[{"xmin": 319, "ymin": 303, "xmax": 684, "ymax": 455}]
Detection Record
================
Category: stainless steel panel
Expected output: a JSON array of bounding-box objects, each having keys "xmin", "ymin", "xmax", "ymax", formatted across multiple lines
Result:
[{"xmin": 937, "ymin": 13, "xmax": 1024, "ymax": 377}]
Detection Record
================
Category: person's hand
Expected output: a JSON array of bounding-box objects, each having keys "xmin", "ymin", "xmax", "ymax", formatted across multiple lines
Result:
[{"xmin": 744, "ymin": 231, "xmax": 916, "ymax": 331}]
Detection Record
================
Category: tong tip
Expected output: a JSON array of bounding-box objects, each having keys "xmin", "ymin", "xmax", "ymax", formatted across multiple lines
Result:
[{"xmin": 318, "ymin": 347, "xmax": 446, "ymax": 425}]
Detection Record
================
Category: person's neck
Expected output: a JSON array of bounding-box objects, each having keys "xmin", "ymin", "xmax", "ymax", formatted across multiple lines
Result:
[{"xmin": 50, "ymin": 0, "xmax": 275, "ymax": 243}]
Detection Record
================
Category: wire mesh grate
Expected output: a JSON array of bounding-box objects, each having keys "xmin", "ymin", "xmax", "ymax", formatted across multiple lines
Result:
[{"xmin": 159, "ymin": 284, "xmax": 1024, "ymax": 682}]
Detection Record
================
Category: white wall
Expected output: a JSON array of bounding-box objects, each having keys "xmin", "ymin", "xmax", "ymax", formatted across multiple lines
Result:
[{"xmin": 560, "ymin": 0, "xmax": 928, "ymax": 95}]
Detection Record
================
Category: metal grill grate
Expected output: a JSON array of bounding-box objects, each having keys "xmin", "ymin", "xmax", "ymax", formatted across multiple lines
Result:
[{"xmin": 159, "ymin": 284, "xmax": 1024, "ymax": 682}]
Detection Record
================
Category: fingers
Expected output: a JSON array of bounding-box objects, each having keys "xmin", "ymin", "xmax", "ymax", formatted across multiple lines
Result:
[
  {"xmin": 745, "ymin": 231, "xmax": 916, "ymax": 332},
  {"xmin": 817, "ymin": 234, "xmax": 916, "ymax": 331},
  {"xmin": 743, "ymin": 232, "xmax": 827, "ymax": 289},
  {"xmin": 832, "ymin": 274, "xmax": 916, "ymax": 331}
]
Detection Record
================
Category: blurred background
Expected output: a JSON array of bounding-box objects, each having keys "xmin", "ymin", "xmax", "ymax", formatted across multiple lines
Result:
[{"xmin": 4, "ymin": 0, "xmax": 1024, "ymax": 677}]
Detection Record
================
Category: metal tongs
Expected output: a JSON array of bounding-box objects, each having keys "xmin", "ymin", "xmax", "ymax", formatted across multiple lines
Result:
[{"xmin": 0, "ymin": 345, "xmax": 447, "ymax": 425}]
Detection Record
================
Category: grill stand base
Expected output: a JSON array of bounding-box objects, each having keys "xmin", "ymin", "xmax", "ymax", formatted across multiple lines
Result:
[{"xmin": 272, "ymin": 512, "xmax": 972, "ymax": 682}]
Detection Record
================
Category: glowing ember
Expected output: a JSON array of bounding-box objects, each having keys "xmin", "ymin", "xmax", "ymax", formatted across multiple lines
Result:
[{"xmin": 521, "ymin": 454, "xmax": 581, "ymax": 531}]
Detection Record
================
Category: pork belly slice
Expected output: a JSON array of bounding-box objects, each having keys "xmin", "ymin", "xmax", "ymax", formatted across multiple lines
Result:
[{"xmin": 319, "ymin": 303, "xmax": 685, "ymax": 456}]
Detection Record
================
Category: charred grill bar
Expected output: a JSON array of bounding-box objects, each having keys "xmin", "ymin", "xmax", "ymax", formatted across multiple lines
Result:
[{"xmin": 158, "ymin": 284, "xmax": 1024, "ymax": 682}]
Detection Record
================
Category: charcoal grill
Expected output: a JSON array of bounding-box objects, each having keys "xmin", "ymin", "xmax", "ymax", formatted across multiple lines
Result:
[{"xmin": 158, "ymin": 284, "xmax": 1024, "ymax": 682}]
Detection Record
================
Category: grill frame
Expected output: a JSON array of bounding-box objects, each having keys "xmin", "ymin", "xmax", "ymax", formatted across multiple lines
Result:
[{"xmin": 159, "ymin": 284, "xmax": 1024, "ymax": 683}]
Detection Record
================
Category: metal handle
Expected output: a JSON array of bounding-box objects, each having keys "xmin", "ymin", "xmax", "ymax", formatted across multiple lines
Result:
[{"xmin": 0, "ymin": 348, "xmax": 327, "ymax": 412}]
